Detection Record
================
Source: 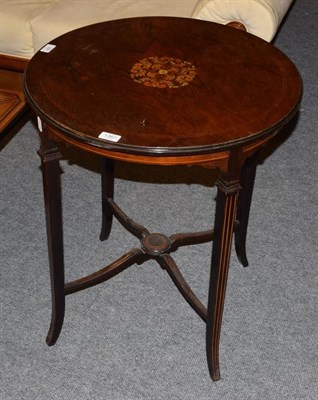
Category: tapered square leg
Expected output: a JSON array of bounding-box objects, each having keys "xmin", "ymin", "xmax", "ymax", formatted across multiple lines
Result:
[
  {"xmin": 206, "ymin": 176, "xmax": 240, "ymax": 381},
  {"xmin": 38, "ymin": 130, "xmax": 65, "ymax": 346}
]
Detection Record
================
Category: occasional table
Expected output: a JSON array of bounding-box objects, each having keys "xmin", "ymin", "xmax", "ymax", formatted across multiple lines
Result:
[{"xmin": 23, "ymin": 17, "xmax": 302, "ymax": 381}]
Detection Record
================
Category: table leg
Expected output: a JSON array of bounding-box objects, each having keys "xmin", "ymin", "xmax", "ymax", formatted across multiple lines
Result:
[
  {"xmin": 206, "ymin": 176, "xmax": 240, "ymax": 381},
  {"xmin": 38, "ymin": 133, "xmax": 65, "ymax": 346},
  {"xmin": 235, "ymin": 152, "xmax": 258, "ymax": 267},
  {"xmin": 100, "ymin": 158, "xmax": 115, "ymax": 241}
]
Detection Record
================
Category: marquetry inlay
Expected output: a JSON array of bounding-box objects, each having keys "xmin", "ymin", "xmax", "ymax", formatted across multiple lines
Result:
[{"xmin": 130, "ymin": 56, "xmax": 196, "ymax": 89}]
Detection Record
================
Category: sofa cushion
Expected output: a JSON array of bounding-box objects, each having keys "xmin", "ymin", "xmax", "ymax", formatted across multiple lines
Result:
[
  {"xmin": 0, "ymin": 0, "xmax": 294, "ymax": 60},
  {"xmin": 191, "ymin": 0, "xmax": 294, "ymax": 41},
  {"xmin": 31, "ymin": 0, "xmax": 198, "ymax": 54},
  {"xmin": 0, "ymin": 0, "xmax": 58, "ymax": 58}
]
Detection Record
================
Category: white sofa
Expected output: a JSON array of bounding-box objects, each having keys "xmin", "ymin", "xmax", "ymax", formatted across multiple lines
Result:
[{"xmin": 1, "ymin": 0, "xmax": 294, "ymax": 67}]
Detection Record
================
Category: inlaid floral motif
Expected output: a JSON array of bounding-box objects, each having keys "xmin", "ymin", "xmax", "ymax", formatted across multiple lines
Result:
[{"xmin": 130, "ymin": 56, "xmax": 196, "ymax": 89}]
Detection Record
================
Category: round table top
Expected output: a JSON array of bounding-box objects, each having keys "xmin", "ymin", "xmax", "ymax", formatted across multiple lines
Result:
[{"xmin": 24, "ymin": 17, "xmax": 302, "ymax": 158}]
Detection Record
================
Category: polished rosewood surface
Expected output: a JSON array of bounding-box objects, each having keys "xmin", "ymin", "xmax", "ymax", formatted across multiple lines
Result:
[{"xmin": 24, "ymin": 17, "xmax": 301, "ymax": 157}]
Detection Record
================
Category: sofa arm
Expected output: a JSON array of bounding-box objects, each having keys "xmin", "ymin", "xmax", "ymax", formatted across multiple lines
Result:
[{"xmin": 191, "ymin": 0, "xmax": 294, "ymax": 41}]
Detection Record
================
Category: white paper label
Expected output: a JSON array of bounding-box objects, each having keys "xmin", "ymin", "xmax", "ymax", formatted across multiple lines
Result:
[
  {"xmin": 37, "ymin": 116, "xmax": 43, "ymax": 132},
  {"xmin": 41, "ymin": 44, "xmax": 56, "ymax": 53},
  {"xmin": 98, "ymin": 132, "xmax": 121, "ymax": 142}
]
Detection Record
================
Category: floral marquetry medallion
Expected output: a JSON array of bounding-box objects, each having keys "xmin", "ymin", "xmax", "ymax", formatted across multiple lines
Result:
[{"xmin": 130, "ymin": 56, "xmax": 197, "ymax": 89}]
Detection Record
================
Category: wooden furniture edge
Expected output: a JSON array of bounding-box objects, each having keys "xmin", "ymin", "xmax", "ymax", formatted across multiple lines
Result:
[
  {"xmin": 0, "ymin": 54, "xmax": 29, "ymax": 72},
  {"xmin": 0, "ymin": 55, "xmax": 30, "ymax": 132},
  {"xmin": 46, "ymin": 125, "xmax": 275, "ymax": 169}
]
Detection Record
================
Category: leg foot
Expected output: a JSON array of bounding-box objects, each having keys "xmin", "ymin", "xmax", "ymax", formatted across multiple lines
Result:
[{"xmin": 210, "ymin": 368, "xmax": 221, "ymax": 382}]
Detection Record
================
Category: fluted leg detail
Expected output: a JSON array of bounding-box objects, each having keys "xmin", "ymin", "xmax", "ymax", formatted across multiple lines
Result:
[{"xmin": 206, "ymin": 177, "xmax": 240, "ymax": 381}]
